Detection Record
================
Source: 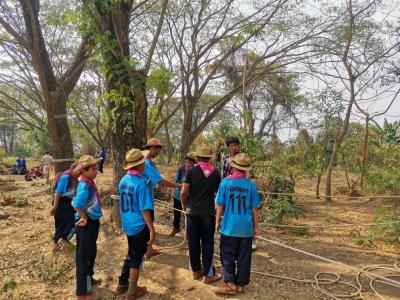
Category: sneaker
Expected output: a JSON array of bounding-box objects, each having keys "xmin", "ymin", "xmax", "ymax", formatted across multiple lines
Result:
[{"xmin": 252, "ymin": 239, "xmax": 257, "ymax": 250}]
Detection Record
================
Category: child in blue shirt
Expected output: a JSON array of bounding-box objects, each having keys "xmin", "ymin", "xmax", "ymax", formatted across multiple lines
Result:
[
  {"xmin": 50, "ymin": 162, "xmax": 79, "ymax": 252},
  {"xmin": 115, "ymin": 149, "xmax": 155, "ymax": 299},
  {"xmin": 168, "ymin": 152, "xmax": 197, "ymax": 237},
  {"xmin": 215, "ymin": 153, "xmax": 260, "ymax": 296},
  {"xmin": 141, "ymin": 138, "xmax": 182, "ymax": 258},
  {"xmin": 72, "ymin": 155, "xmax": 102, "ymax": 299}
]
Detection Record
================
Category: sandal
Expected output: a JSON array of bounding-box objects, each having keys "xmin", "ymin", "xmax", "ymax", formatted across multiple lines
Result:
[
  {"xmin": 214, "ymin": 283, "xmax": 237, "ymax": 295},
  {"xmin": 236, "ymin": 286, "xmax": 245, "ymax": 293},
  {"xmin": 203, "ymin": 273, "xmax": 222, "ymax": 284},
  {"xmin": 126, "ymin": 286, "xmax": 147, "ymax": 299}
]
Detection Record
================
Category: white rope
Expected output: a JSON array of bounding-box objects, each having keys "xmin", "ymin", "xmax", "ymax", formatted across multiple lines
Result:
[
  {"xmin": 258, "ymin": 190, "xmax": 400, "ymax": 199},
  {"xmin": 52, "ymin": 158, "xmax": 75, "ymax": 163},
  {"xmin": 260, "ymin": 221, "xmax": 400, "ymax": 228}
]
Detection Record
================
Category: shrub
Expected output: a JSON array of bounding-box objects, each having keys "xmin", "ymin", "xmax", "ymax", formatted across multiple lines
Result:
[
  {"xmin": 371, "ymin": 206, "xmax": 400, "ymax": 245},
  {"xmin": 268, "ymin": 196, "xmax": 299, "ymax": 225}
]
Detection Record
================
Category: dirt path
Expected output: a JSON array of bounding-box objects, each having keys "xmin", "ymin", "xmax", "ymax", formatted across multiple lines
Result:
[{"xmin": 0, "ymin": 168, "xmax": 399, "ymax": 299}]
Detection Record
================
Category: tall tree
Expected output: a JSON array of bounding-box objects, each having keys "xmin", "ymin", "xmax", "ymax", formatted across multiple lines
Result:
[
  {"xmin": 0, "ymin": 0, "xmax": 93, "ymax": 171},
  {"xmin": 84, "ymin": 0, "xmax": 168, "ymax": 183},
  {"xmin": 305, "ymin": 0, "xmax": 399, "ymax": 199}
]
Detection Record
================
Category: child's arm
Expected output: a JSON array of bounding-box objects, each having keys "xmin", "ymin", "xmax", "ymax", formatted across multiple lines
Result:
[
  {"xmin": 181, "ymin": 183, "xmax": 189, "ymax": 211},
  {"xmin": 252, "ymin": 208, "xmax": 260, "ymax": 239},
  {"xmin": 215, "ymin": 204, "xmax": 224, "ymax": 233},
  {"xmin": 75, "ymin": 207, "xmax": 88, "ymax": 226},
  {"xmin": 50, "ymin": 193, "xmax": 61, "ymax": 215},
  {"xmin": 141, "ymin": 210, "xmax": 156, "ymax": 245}
]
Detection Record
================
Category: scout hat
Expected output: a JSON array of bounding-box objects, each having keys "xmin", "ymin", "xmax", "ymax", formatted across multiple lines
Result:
[
  {"xmin": 228, "ymin": 153, "xmax": 252, "ymax": 171},
  {"xmin": 195, "ymin": 144, "xmax": 213, "ymax": 158},
  {"xmin": 142, "ymin": 138, "xmax": 165, "ymax": 148},
  {"xmin": 73, "ymin": 155, "xmax": 101, "ymax": 175},
  {"xmin": 185, "ymin": 152, "xmax": 197, "ymax": 162},
  {"xmin": 123, "ymin": 148, "xmax": 145, "ymax": 170}
]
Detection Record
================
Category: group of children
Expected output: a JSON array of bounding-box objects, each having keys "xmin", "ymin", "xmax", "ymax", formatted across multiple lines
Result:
[{"xmin": 50, "ymin": 136, "xmax": 260, "ymax": 299}]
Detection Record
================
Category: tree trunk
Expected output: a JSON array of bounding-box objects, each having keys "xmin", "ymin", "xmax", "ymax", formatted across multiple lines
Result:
[
  {"xmin": 360, "ymin": 115, "xmax": 369, "ymax": 187},
  {"xmin": 93, "ymin": 1, "xmax": 147, "ymax": 186},
  {"xmin": 164, "ymin": 122, "xmax": 172, "ymax": 165},
  {"xmin": 316, "ymin": 171, "xmax": 322, "ymax": 199}
]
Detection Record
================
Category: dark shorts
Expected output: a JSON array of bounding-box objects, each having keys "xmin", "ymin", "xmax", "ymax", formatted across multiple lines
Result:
[{"xmin": 127, "ymin": 226, "xmax": 150, "ymax": 269}]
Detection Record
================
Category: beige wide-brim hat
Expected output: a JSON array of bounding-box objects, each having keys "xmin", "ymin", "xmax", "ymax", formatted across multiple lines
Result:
[
  {"xmin": 142, "ymin": 138, "xmax": 165, "ymax": 148},
  {"xmin": 123, "ymin": 148, "xmax": 145, "ymax": 170},
  {"xmin": 185, "ymin": 152, "xmax": 198, "ymax": 162},
  {"xmin": 195, "ymin": 144, "xmax": 213, "ymax": 158},
  {"xmin": 228, "ymin": 153, "xmax": 252, "ymax": 171},
  {"xmin": 73, "ymin": 155, "xmax": 101, "ymax": 175}
]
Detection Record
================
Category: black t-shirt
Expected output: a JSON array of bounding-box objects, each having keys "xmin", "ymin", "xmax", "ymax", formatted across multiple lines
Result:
[{"xmin": 183, "ymin": 165, "xmax": 221, "ymax": 216}]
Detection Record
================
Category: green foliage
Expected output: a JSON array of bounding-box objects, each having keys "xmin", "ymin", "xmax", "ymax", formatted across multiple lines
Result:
[
  {"xmin": 147, "ymin": 66, "xmax": 173, "ymax": 97},
  {"xmin": 364, "ymin": 143, "xmax": 400, "ymax": 194},
  {"xmin": 1, "ymin": 280, "xmax": 16, "ymax": 293},
  {"xmin": 372, "ymin": 206, "xmax": 400, "ymax": 245},
  {"xmin": 13, "ymin": 147, "xmax": 31, "ymax": 159},
  {"xmin": 14, "ymin": 196, "xmax": 28, "ymax": 207},
  {"xmin": 268, "ymin": 197, "xmax": 299, "ymax": 225}
]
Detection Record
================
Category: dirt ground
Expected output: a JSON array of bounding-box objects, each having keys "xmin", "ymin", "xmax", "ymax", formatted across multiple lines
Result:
[{"xmin": 0, "ymin": 165, "xmax": 399, "ymax": 300}]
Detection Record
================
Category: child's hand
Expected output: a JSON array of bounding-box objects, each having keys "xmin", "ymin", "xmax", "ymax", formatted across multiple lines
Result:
[
  {"xmin": 76, "ymin": 217, "xmax": 88, "ymax": 227},
  {"xmin": 50, "ymin": 206, "xmax": 57, "ymax": 216},
  {"xmin": 254, "ymin": 227, "xmax": 260, "ymax": 239},
  {"xmin": 215, "ymin": 222, "xmax": 220, "ymax": 233},
  {"xmin": 148, "ymin": 229, "xmax": 156, "ymax": 245}
]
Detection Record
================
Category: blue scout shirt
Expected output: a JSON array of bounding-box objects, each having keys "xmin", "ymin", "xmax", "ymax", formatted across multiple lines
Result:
[
  {"xmin": 119, "ymin": 173, "xmax": 153, "ymax": 236},
  {"xmin": 173, "ymin": 166, "xmax": 187, "ymax": 201},
  {"xmin": 55, "ymin": 174, "xmax": 75, "ymax": 199},
  {"xmin": 72, "ymin": 180, "xmax": 103, "ymax": 221},
  {"xmin": 215, "ymin": 177, "xmax": 260, "ymax": 237},
  {"xmin": 143, "ymin": 158, "xmax": 163, "ymax": 200}
]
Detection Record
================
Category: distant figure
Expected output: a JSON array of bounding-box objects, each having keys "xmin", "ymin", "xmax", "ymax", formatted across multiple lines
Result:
[
  {"xmin": 20, "ymin": 158, "xmax": 27, "ymax": 175},
  {"xmin": 41, "ymin": 150, "xmax": 54, "ymax": 183},
  {"xmin": 95, "ymin": 147, "xmax": 106, "ymax": 173},
  {"xmin": 16, "ymin": 158, "xmax": 22, "ymax": 170}
]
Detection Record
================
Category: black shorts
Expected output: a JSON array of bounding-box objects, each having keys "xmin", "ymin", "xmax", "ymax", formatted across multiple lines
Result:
[
  {"xmin": 127, "ymin": 226, "xmax": 150, "ymax": 269},
  {"xmin": 150, "ymin": 209, "xmax": 154, "ymax": 221}
]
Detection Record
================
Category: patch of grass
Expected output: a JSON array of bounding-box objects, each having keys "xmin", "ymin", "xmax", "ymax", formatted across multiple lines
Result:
[
  {"xmin": 371, "ymin": 206, "xmax": 400, "ymax": 245},
  {"xmin": 353, "ymin": 237, "xmax": 373, "ymax": 247},
  {"xmin": 14, "ymin": 196, "xmax": 28, "ymax": 207},
  {"xmin": 1, "ymin": 280, "xmax": 16, "ymax": 293},
  {"xmin": 291, "ymin": 225, "xmax": 309, "ymax": 236}
]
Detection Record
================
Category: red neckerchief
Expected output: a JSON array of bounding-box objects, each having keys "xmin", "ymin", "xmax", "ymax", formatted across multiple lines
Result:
[
  {"xmin": 227, "ymin": 171, "xmax": 247, "ymax": 179},
  {"xmin": 80, "ymin": 176, "xmax": 102, "ymax": 207},
  {"xmin": 127, "ymin": 170, "xmax": 141, "ymax": 177},
  {"xmin": 198, "ymin": 161, "xmax": 215, "ymax": 177},
  {"xmin": 146, "ymin": 154, "xmax": 155, "ymax": 166}
]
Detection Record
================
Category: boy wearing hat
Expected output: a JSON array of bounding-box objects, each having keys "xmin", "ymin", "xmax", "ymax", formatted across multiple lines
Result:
[
  {"xmin": 50, "ymin": 162, "xmax": 79, "ymax": 252},
  {"xmin": 214, "ymin": 153, "xmax": 260, "ymax": 295},
  {"xmin": 142, "ymin": 138, "xmax": 182, "ymax": 258},
  {"xmin": 168, "ymin": 152, "xmax": 197, "ymax": 237},
  {"xmin": 72, "ymin": 155, "xmax": 103, "ymax": 299},
  {"xmin": 181, "ymin": 144, "xmax": 222, "ymax": 284},
  {"xmin": 115, "ymin": 149, "xmax": 155, "ymax": 299}
]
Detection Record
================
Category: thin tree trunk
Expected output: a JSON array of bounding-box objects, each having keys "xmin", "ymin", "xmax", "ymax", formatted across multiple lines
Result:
[{"xmin": 360, "ymin": 115, "xmax": 369, "ymax": 187}]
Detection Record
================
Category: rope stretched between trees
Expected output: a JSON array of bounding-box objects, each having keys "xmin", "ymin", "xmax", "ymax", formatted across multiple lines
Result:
[{"xmin": 258, "ymin": 190, "xmax": 400, "ymax": 199}]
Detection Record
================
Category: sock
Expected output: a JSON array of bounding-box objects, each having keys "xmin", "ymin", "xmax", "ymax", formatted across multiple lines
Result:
[{"xmin": 128, "ymin": 277, "xmax": 138, "ymax": 294}]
